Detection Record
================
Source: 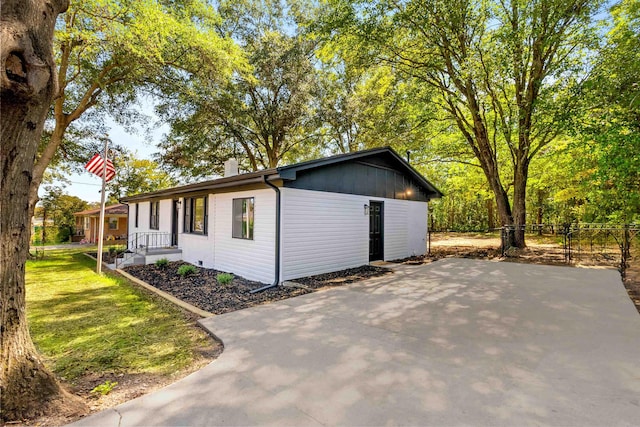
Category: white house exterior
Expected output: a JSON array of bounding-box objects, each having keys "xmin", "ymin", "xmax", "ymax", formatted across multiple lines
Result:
[{"xmin": 121, "ymin": 147, "xmax": 442, "ymax": 284}]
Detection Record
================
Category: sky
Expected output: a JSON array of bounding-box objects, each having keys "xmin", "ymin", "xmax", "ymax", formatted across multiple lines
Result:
[{"xmin": 40, "ymin": 111, "xmax": 169, "ymax": 204}]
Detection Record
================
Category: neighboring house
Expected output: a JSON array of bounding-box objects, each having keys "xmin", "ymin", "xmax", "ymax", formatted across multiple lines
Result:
[
  {"xmin": 120, "ymin": 147, "xmax": 443, "ymax": 284},
  {"xmin": 73, "ymin": 204, "xmax": 129, "ymax": 243}
]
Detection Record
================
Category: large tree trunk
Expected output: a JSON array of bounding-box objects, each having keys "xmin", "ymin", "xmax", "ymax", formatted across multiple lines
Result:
[
  {"xmin": 486, "ymin": 199, "xmax": 495, "ymax": 230},
  {"xmin": 512, "ymin": 157, "xmax": 530, "ymax": 248},
  {"xmin": 1, "ymin": 0, "xmax": 86, "ymax": 421}
]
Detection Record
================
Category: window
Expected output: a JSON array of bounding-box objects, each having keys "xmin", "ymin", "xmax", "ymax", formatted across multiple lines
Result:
[
  {"xmin": 232, "ymin": 197, "xmax": 254, "ymax": 239},
  {"xmin": 84, "ymin": 217, "xmax": 90, "ymax": 230},
  {"xmin": 134, "ymin": 203, "xmax": 139, "ymax": 227},
  {"xmin": 150, "ymin": 201, "xmax": 159, "ymax": 230},
  {"xmin": 108, "ymin": 217, "xmax": 118, "ymax": 230},
  {"xmin": 183, "ymin": 196, "xmax": 208, "ymax": 235}
]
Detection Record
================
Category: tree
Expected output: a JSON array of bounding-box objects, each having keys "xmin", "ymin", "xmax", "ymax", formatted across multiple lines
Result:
[
  {"xmin": 107, "ymin": 151, "xmax": 177, "ymax": 203},
  {"xmin": 570, "ymin": 0, "xmax": 640, "ymax": 222},
  {"xmin": 317, "ymin": 0, "xmax": 602, "ymax": 247},
  {"xmin": 316, "ymin": 60, "xmax": 435, "ymax": 155},
  {"xmin": 157, "ymin": 0, "xmax": 320, "ymax": 176},
  {"xmin": 159, "ymin": 30, "xmax": 319, "ymax": 176},
  {"xmin": 40, "ymin": 187, "xmax": 88, "ymax": 242},
  {"xmin": 28, "ymin": 0, "xmax": 238, "ymax": 210},
  {"xmin": 1, "ymin": 0, "xmax": 87, "ymax": 421}
]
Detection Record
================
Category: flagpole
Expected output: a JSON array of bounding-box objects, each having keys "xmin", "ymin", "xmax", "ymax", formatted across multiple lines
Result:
[{"xmin": 96, "ymin": 135, "xmax": 109, "ymax": 274}]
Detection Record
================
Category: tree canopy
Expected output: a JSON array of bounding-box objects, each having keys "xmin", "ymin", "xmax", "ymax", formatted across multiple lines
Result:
[{"xmin": 30, "ymin": 0, "xmax": 240, "ymax": 208}]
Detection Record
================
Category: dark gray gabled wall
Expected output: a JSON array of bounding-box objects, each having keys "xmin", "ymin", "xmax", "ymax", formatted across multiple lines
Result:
[{"xmin": 282, "ymin": 159, "xmax": 432, "ymax": 202}]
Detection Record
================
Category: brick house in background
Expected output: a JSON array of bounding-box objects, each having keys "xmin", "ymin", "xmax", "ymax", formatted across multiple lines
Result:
[{"xmin": 73, "ymin": 204, "xmax": 128, "ymax": 243}]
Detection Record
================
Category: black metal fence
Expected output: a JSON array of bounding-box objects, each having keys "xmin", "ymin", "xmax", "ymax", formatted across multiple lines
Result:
[
  {"xmin": 497, "ymin": 223, "xmax": 639, "ymax": 277},
  {"xmin": 429, "ymin": 223, "xmax": 640, "ymax": 277},
  {"xmin": 563, "ymin": 224, "xmax": 639, "ymax": 278}
]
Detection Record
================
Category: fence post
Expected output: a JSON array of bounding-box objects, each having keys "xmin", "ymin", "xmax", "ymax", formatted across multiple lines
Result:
[
  {"xmin": 563, "ymin": 224, "xmax": 569, "ymax": 263},
  {"xmin": 622, "ymin": 224, "xmax": 630, "ymax": 279}
]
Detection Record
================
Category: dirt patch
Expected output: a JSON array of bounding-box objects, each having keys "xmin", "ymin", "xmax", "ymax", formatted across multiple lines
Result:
[
  {"xmin": 123, "ymin": 262, "xmax": 392, "ymax": 315},
  {"xmin": 624, "ymin": 266, "xmax": 640, "ymax": 313}
]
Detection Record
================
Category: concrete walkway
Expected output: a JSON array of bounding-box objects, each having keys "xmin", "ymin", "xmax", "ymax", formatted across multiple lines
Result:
[{"xmin": 73, "ymin": 259, "xmax": 640, "ymax": 426}]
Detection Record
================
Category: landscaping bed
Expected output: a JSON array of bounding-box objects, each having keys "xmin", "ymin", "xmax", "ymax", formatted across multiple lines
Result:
[
  {"xmin": 123, "ymin": 262, "xmax": 392, "ymax": 315},
  {"xmin": 293, "ymin": 265, "xmax": 392, "ymax": 289}
]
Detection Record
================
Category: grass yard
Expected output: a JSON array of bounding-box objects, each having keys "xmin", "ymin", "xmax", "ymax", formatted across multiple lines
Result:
[{"xmin": 25, "ymin": 248, "xmax": 219, "ymax": 423}]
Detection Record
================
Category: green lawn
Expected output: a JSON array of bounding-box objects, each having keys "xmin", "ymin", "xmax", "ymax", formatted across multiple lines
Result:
[{"xmin": 26, "ymin": 248, "xmax": 212, "ymax": 382}]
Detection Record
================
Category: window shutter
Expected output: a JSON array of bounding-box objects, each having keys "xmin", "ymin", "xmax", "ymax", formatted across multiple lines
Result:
[
  {"xmin": 203, "ymin": 196, "xmax": 208, "ymax": 235},
  {"xmin": 232, "ymin": 198, "xmax": 243, "ymax": 238},
  {"xmin": 183, "ymin": 198, "xmax": 191, "ymax": 233}
]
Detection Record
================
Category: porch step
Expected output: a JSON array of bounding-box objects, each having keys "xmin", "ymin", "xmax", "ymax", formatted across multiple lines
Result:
[{"xmin": 145, "ymin": 248, "xmax": 182, "ymax": 256}]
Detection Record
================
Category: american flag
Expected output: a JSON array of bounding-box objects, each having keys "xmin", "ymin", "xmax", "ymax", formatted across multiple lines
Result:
[{"xmin": 84, "ymin": 153, "xmax": 116, "ymax": 182}]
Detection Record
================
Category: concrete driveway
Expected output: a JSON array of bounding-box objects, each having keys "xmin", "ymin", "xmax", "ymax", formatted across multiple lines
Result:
[{"xmin": 73, "ymin": 259, "xmax": 640, "ymax": 426}]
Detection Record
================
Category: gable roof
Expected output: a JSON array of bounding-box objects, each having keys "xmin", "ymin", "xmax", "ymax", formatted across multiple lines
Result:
[
  {"xmin": 121, "ymin": 147, "xmax": 443, "ymax": 202},
  {"xmin": 74, "ymin": 204, "xmax": 128, "ymax": 216}
]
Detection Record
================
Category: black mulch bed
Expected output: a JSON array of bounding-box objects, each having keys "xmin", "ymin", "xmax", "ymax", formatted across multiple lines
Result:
[
  {"xmin": 292, "ymin": 265, "xmax": 392, "ymax": 289},
  {"xmin": 123, "ymin": 261, "xmax": 392, "ymax": 315}
]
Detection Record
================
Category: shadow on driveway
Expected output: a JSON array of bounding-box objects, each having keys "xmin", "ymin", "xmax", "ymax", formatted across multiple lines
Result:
[{"xmin": 71, "ymin": 259, "xmax": 640, "ymax": 426}]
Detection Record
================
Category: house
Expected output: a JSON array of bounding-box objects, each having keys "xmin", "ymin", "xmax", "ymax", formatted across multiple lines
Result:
[
  {"xmin": 120, "ymin": 147, "xmax": 443, "ymax": 284},
  {"xmin": 73, "ymin": 204, "xmax": 129, "ymax": 243}
]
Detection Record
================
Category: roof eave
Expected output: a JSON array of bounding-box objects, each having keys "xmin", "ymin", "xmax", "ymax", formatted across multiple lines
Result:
[{"xmin": 120, "ymin": 171, "xmax": 281, "ymax": 203}]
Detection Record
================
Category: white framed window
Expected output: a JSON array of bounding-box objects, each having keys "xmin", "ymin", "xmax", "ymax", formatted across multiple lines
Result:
[
  {"xmin": 150, "ymin": 201, "xmax": 159, "ymax": 230},
  {"xmin": 183, "ymin": 196, "xmax": 208, "ymax": 235},
  {"xmin": 108, "ymin": 217, "xmax": 118, "ymax": 230},
  {"xmin": 232, "ymin": 197, "xmax": 254, "ymax": 240}
]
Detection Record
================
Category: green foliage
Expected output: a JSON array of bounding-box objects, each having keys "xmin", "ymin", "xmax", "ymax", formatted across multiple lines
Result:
[
  {"xmin": 157, "ymin": 0, "xmax": 321, "ymax": 174},
  {"xmin": 177, "ymin": 264, "xmax": 198, "ymax": 277},
  {"xmin": 155, "ymin": 258, "xmax": 169, "ymax": 268},
  {"xmin": 36, "ymin": 187, "xmax": 88, "ymax": 243},
  {"xmin": 107, "ymin": 150, "xmax": 177, "ymax": 204},
  {"xmin": 314, "ymin": 0, "xmax": 603, "ymax": 245},
  {"xmin": 568, "ymin": 0, "xmax": 640, "ymax": 222},
  {"xmin": 216, "ymin": 273, "xmax": 234, "ymax": 285},
  {"xmin": 32, "ymin": 0, "xmax": 241, "ymax": 206},
  {"xmin": 25, "ymin": 249, "xmax": 211, "ymax": 380},
  {"xmin": 91, "ymin": 380, "xmax": 118, "ymax": 395}
]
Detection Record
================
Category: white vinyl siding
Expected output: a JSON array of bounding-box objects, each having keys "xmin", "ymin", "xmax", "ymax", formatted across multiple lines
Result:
[
  {"xmin": 125, "ymin": 186, "xmax": 427, "ymax": 284},
  {"xmin": 213, "ymin": 189, "xmax": 276, "ymax": 283},
  {"xmin": 128, "ymin": 200, "xmax": 173, "ymax": 249},
  {"xmin": 180, "ymin": 196, "xmax": 215, "ymax": 268},
  {"xmin": 383, "ymin": 200, "xmax": 409, "ymax": 260},
  {"xmin": 280, "ymin": 188, "xmax": 428, "ymax": 281},
  {"xmin": 407, "ymin": 201, "xmax": 428, "ymax": 256},
  {"xmin": 280, "ymin": 188, "xmax": 369, "ymax": 281}
]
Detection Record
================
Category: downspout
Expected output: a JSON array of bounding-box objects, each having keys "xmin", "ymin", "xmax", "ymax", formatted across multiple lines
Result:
[{"xmin": 250, "ymin": 174, "xmax": 281, "ymax": 293}]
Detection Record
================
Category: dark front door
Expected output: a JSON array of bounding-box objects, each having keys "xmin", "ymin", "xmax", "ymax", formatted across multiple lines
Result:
[
  {"xmin": 369, "ymin": 201, "xmax": 383, "ymax": 261},
  {"xmin": 171, "ymin": 199, "xmax": 179, "ymax": 246}
]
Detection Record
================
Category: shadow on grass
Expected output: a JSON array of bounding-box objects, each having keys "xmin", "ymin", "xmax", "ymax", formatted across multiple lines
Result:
[{"xmin": 27, "ymin": 251, "xmax": 206, "ymax": 381}]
